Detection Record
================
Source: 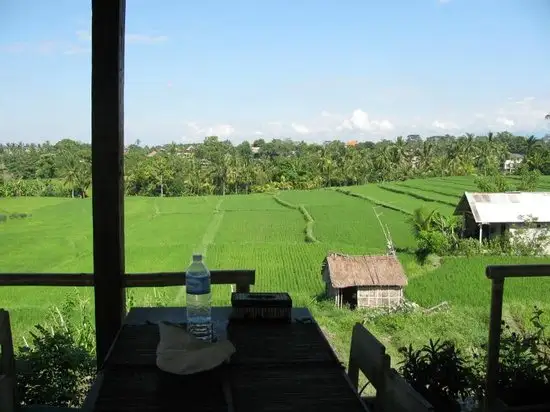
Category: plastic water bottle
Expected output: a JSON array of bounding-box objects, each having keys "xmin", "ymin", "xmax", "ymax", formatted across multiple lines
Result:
[{"xmin": 185, "ymin": 254, "xmax": 212, "ymax": 342}]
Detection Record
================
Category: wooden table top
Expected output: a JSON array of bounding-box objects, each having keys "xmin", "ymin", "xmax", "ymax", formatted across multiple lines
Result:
[{"xmin": 85, "ymin": 307, "xmax": 370, "ymax": 412}]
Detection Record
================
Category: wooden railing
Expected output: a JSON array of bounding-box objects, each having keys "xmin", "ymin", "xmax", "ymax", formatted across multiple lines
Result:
[
  {"xmin": 484, "ymin": 264, "xmax": 550, "ymax": 412},
  {"xmin": 0, "ymin": 271, "xmax": 255, "ymax": 292}
]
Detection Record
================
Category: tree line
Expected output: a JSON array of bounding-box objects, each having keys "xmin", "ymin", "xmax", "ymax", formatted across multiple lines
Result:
[{"xmin": 1, "ymin": 132, "xmax": 550, "ymax": 198}]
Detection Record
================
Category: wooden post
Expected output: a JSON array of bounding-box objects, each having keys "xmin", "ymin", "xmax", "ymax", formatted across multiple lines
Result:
[
  {"xmin": 91, "ymin": 0, "xmax": 126, "ymax": 367},
  {"xmin": 484, "ymin": 278, "xmax": 505, "ymax": 412},
  {"xmin": 478, "ymin": 223, "xmax": 483, "ymax": 244}
]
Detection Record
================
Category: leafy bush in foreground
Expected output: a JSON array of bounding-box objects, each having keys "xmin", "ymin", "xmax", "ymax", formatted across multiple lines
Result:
[
  {"xmin": 16, "ymin": 295, "xmax": 95, "ymax": 408},
  {"xmin": 399, "ymin": 307, "xmax": 550, "ymax": 411}
]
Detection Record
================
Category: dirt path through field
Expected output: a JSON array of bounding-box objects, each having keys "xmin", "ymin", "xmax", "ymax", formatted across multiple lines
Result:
[{"xmin": 174, "ymin": 199, "xmax": 225, "ymax": 303}]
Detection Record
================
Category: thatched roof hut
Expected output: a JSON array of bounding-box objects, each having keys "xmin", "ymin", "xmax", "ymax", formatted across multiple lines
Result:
[{"xmin": 322, "ymin": 253, "xmax": 407, "ymax": 308}]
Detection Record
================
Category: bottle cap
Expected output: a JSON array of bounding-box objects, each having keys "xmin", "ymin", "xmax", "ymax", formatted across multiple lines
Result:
[{"xmin": 192, "ymin": 254, "xmax": 202, "ymax": 262}]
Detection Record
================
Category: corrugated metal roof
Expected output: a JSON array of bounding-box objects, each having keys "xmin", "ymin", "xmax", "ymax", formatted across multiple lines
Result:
[{"xmin": 454, "ymin": 192, "xmax": 550, "ymax": 224}]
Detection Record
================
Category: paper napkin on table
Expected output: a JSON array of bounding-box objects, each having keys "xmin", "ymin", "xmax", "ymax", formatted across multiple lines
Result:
[{"xmin": 156, "ymin": 322, "xmax": 235, "ymax": 375}]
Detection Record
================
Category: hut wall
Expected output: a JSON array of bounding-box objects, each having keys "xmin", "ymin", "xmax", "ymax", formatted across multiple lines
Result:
[
  {"xmin": 323, "ymin": 267, "xmax": 338, "ymax": 298},
  {"xmin": 461, "ymin": 213, "xmax": 479, "ymax": 238},
  {"xmin": 357, "ymin": 286, "xmax": 403, "ymax": 308},
  {"xmin": 326, "ymin": 282, "xmax": 338, "ymax": 299}
]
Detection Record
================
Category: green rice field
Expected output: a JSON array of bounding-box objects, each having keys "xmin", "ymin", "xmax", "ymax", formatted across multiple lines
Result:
[{"xmin": 1, "ymin": 175, "xmax": 550, "ymax": 362}]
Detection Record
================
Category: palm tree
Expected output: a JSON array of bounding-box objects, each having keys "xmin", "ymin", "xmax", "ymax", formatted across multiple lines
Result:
[
  {"xmin": 526, "ymin": 135, "xmax": 539, "ymax": 156},
  {"xmin": 62, "ymin": 154, "xmax": 80, "ymax": 198},
  {"xmin": 76, "ymin": 162, "xmax": 92, "ymax": 198},
  {"xmin": 408, "ymin": 207, "xmax": 437, "ymax": 238}
]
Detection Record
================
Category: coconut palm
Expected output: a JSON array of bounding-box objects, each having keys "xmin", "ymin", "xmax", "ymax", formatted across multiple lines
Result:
[
  {"xmin": 409, "ymin": 207, "xmax": 437, "ymax": 238},
  {"xmin": 62, "ymin": 154, "xmax": 80, "ymax": 198}
]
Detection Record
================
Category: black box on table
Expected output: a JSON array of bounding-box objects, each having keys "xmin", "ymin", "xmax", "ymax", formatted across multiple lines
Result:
[{"xmin": 230, "ymin": 292, "xmax": 292, "ymax": 322}]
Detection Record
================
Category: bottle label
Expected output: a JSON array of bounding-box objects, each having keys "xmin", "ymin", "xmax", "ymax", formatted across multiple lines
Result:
[{"xmin": 186, "ymin": 276, "xmax": 211, "ymax": 295}]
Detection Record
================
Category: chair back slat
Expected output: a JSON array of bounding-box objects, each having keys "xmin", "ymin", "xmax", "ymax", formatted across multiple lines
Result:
[
  {"xmin": 382, "ymin": 368, "xmax": 434, "ymax": 412},
  {"xmin": 348, "ymin": 323, "xmax": 388, "ymax": 390}
]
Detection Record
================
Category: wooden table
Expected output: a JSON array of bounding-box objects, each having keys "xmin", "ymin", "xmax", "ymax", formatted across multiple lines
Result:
[{"xmin": 84, "ymin": 307, "xmax": 370, "ymax": 412}]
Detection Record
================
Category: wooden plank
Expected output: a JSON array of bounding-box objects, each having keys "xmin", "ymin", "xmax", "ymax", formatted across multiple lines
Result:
[
  {"xmin": 485, "ymin": 279, "xmax": 505, "ymax": 412},
  {"xmin": 124, "ymin": 270, "xmax": 255, "ymax": 288},
  {"xmin": 0, "ymin": 375, "xmax": 16, "ymax": 412},
  {"xmin": 382, "ymin": 368, "xmax": 433, "ymax": 412},
  {"xmin": 348, "ymin": 322, "xmax": 391, "ymax": 412},
  {"xmin": 0, "ymin": 271, "xmax": 255, "ymax": 289},
  {"xmin": 91, "ymin": 0, "xmax": 126, "ymax": 368},
  {"xmin": 124, "ymin": 307, "xmax": 312, "ymax": 325},
  {"xmin": 81, "ymin": 372, "xmax": 104, "ymax": 412},
  {"xmin": 0, "ymin": 274, "xmax": 94, "ymax": 286},
  {"xmin": 486, "ymin": 265, "xmax": 550, "ymax": 280},
  {"xmin": 0, "ymin": 310, "xmax": 16, "ymax": 412}
]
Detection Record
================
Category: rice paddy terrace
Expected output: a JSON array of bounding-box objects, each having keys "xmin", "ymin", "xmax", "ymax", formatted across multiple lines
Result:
[{"xmin": 2, "ymin": 175, "xmax": 550, "ymax": 358}]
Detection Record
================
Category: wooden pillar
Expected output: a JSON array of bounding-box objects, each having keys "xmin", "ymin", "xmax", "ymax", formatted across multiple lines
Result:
[
  {"xmin": 478, "ymin": 223, "xmax": 483, "ymax": 244},
  {"xmin": 484, "ymin": 278, "xmax": 505, "ymax": 411},
  {"xmin": 91, "ymin": 0, "xmax": 126, "ymax": 367}
]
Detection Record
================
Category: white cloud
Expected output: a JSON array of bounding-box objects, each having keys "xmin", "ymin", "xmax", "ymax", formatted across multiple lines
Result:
[
  {"xmin": 184, "ymin": 121, "xmax": 234, "ymax": 138},
  {"xmin": 291, "ymin": 123, "xmax": 309, "ymax": 134},
  {"xmin": 496, "ymin": 117, "xmax": 515, "ymax": 127},
  {"xmin": 207, "ymin": 124, "xmax": 234, "ymax": 137},
  {"xmin": 432, "ymin": 120, "xmax": 459, "ymax": 130},
  {"xmin": 337, "ymin": 109, "xmax": 394, "ymax": 133},
  {"xmin": 184, "ymin": 95, "xmax": 549, "ymax": 143},
  {"xmin": 515, "ymin": 96, "xmax": 535, "ymax": 105}
]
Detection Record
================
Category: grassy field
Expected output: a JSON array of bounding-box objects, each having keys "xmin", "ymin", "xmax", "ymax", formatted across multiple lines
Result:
[{"xmin": 1, "ymin": 175, "xmax": 550, "ymax": 366}]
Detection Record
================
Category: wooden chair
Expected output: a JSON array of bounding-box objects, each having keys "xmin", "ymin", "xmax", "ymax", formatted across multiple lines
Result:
[
  {"xmin": 382, "ymin": 368, "xmax": 434, "ymax": 412},
  {"xmin": 347, "ymin": 323, "xmax": 391, "ymax": 411},
  {"xmin": 0, "ymin": 309, "xmax": 80, "ymax": 412}
]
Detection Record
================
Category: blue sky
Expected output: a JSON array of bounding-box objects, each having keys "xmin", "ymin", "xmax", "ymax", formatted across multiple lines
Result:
[{"xmin": 0, "ymin": 0, "xmax": 549, "ymax": 145}]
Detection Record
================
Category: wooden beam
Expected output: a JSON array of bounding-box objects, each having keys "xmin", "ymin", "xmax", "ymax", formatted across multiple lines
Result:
[
  {"xmin": 0, "ymin": 271, "xmax": 255, "ymax": 290},
  {"xmin": 484, "ymin": 278, "xmax": 505, "ymax": 412},
  {"xmin": 486, "ymin": 264, "xmax": 550, "ymax": 280},
  {"xmin": 124, "ymin": 271, "xmax": 255, "ymax": 291},
  {"xmin": 91, "ymin": 0, "xmax": 126, "ymax": 368},
  {"xmin": 0, "ymin": 274, "xmax": 94, "ymax": 286}
]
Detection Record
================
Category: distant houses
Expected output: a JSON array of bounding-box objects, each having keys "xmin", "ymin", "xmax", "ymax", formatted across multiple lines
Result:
[
  {"xmin": 454, "ymin": 191, "xmax": 550, "ymax": 252},
  {"xmin": 502, "ymin": 153, "xmax": 524, "ymax": 173},
  {"xmin": 322, "ymin": 253, "xmax": 408, "ymax": 309}
]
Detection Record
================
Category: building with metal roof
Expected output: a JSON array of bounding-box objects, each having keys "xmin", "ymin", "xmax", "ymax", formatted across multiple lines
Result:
[{"xmin": 454, "ymin": 192, "xmax": 550, "ymax": 247}]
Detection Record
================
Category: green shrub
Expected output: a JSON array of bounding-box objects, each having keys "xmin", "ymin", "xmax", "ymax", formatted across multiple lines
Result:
[
  {"xmin": 400, "ymin": 308, "xmax": 550, "ymax": 410},
  {"xmin": 399, "ymin": 339, "xmax": 480, "ymax": 412},
  {"xmin": 16, "ymin": 295, "xmax": 96, "ymax": 408},
  {"xmin": 493, "ymin": 307, "xmax": 550, "ymax": 406},
  {"xmin": 453, "ymin": 238, "xmax": 483, "ymax": 256},
  {"xmin": 516, "ymin": 167, "xmax": 540, "ymax": 192},
  {"xmin": 0, "ymin": 214, "xmax": 6, "ymax": 223},
  {"xmin": 417, "ymin": 230, "xmax": 451, "ymax": 257},
  {"xmin": 9, "ymin": 212, "xmax": 31, "ymax": 220}
]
